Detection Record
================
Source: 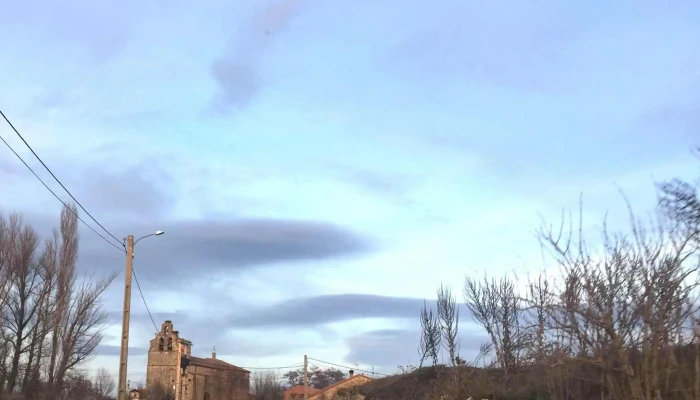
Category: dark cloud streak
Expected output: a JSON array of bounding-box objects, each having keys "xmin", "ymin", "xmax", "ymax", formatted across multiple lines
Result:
[
  {"xmin": 73, "ymin": 217, "xmax": 374, "ymax": 286},
  {"xmin": 223, "ymin": 294, "xmax": 473, "ymax": 328},
  {"xmin": 111, "ymin": 297, "xmax": 483, "ymax": 371},
  {"xmin": 210, "ymin": 0, "xmax": 303, "ymax": 112},
  {"xmin": 111, "ymin": 312, "xmax": 321, "ymax": 359},
  {"xmin": 1, "ymin": 159, "xmax": 375, "ymax": 287}
]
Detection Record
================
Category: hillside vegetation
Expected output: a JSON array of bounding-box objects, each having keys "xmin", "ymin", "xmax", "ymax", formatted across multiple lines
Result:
[{"xmin": 357, "ymin": 169, "xmax": 700, "ymax": 400}]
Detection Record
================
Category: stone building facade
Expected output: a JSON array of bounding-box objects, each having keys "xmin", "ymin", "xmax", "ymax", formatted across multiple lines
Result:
[{"xmin": 146, "ymin": 320, "xmax": 250, "ymax": 400}]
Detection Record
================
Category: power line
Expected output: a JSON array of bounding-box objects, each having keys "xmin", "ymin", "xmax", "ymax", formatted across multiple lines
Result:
[
  {"xmin": 88, "ymin": 371, "xmax": 146, "ymax": 378},
  {"xmin": 242, "ymin": 364, "xmax": 303, "ymax": 370},
  {"xmin": 0, "ymin": 110, "xmax": 124, "ymax": 247},
  {"xmin": 132, "ymin": 267, "xmax": 159, "ymax": 334},
  {"xmin": 0, "ymin": 131, "xmax": 124, "ymax": 253},
  {"xmin": 307, "ymin": 357, "xmax": 388, "ymax": 376}
]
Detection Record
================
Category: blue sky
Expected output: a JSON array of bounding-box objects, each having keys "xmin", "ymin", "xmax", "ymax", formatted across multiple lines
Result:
[{"xmin": 1, "ymin": 0, "xmax": 699, "ymax": 388}]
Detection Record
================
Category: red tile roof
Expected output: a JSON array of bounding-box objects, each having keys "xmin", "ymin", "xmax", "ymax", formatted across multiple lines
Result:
[
  {"xmin": 283, "ymin": 385, "xmax": 321, "ymax": 397},
  {"xmin": 188, "ymin": 356, "xmax": 250, "ymax": 373}
]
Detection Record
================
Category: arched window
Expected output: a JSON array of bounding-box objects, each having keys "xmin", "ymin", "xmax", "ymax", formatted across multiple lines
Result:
[
  {"xmin": 167, "ymin": 337, "xmax": 173, "ymax": 351},
  {"xmin": 165, "ymin": 326, "xmax": 169, "ymax": 335},
  {"xmin": 158, "ymin": 338, "xmax": 164, "ymax": 351},
  {"xmin": 204, "ymin": 392, "xmax": 210, "ymax": 400}
]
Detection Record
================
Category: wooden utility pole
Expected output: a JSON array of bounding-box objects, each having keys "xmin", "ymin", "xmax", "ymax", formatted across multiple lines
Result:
[
  {"xmin": 117, "ymin": 235, "xmax": 135, "ymax": 400},
  {"xmin": 303, "ymin": 354, "xmax": 309, "ymax": 400}
]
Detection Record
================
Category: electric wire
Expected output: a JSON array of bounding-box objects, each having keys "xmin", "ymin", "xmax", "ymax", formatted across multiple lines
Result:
[
  {"xmin": 132, "ymin": 268, "xmax": 160, "ymax": 334},
  {"xmin": 93, "ymin": 364, "xmax": 303, "ymax": 378},
  {"xmin": 0, "ymin": 110, "xmax": 163, "ymax": 339},
  {"xmin": 92, "ymin": 371, "xmax": 145, "ymax": 378},
  {"xmin": 1, "ymin": 110, "xmax": 166, "ymax": 381},
  {"xmin": 0, "ymin": 109, "xmax": 124, "ymax": 247},
  {"xmin": 1, "ymin": 114, "xmax": 387, "ymax": 382},
  {"xmin": 307, "ymin": 357, "xmax": 387, "ymax": 376},
  {"xmin": 242, "ymin": 364, "xmax": 303, "ymax": 370},
  {"xmin": 0, "ymin": 131, "xmax": 124, "ymax": 253}
]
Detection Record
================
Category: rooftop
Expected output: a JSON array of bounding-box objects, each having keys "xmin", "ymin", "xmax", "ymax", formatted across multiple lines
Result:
[
  {"xmin": 188, "ymin": 356, "xmax": 250, "ymax": 373},
  {"xmin": 283, "ymin": 385, "xmax": 321, "ymax": 396}
]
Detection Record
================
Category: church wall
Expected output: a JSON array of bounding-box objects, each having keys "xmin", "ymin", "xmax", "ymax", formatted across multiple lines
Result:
[{"xmin": 183, "ymin": 365, "xmax": 250, "ymax": 400}]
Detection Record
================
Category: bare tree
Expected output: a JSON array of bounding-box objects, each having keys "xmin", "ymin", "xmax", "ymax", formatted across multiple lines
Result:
[
  {"xmin": 418, "ymin": 300, "xmax": 441, "ymax": 367},
  {"xmin": 22, "ymin": 237, "xmax": 58, "ymax": 397},
  {"xmin": 251, "ymin": 371, "xmax": 283, "ymax": 400},
  {"xmin": 520, "ymin": 272, "xmax": 557, "ymax": 398},
  {"xmin": 92, "ymin": 367, "xmax": 115, "ymax": 398},
  {"xmin": 407, "ymin": 185, "xmax": 700, "ymax": 400},
  {"xmin": 436, "ymin": 284, "xmax": 460, "ymax": 367},
  {"xmin": 63, "ymin": 372, "xmax": 95, "ymax": 400},
  {"xmin": 535, "ymin": 203, "xmax": 700, "ymax": 400},
  {"xmin": 0, "ymin": 205, "xmax": 115, "ymax": 399},
  {"xmin": 46, "ymin": 205, "xmax": 80, "ymax": 397},
  {"xmin": 658, "ymin": 178, "xmax": 700, "ymax": 239},
  {"xmin": 49, "ymin": 274, "xmax": 114, "ymax": 397},
  {"xmin": 0, "ymin": 216, "xmax": 15, "ymax": 317},
  {"xmin": 45, "ymin": 205, "xmax": 116, "ymax": 399},
  {"xmin": 2, "ymin": 214, "xmax": 41, "ymax": 392},
  {"xmin": 464, "ymin": 274, "xmax": 524, "ymax": 378}
]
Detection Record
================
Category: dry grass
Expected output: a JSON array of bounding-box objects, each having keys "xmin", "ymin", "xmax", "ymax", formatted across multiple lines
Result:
[{"xmin": 358, "ymin": 347, "xmax": 699, "ymax": 400}]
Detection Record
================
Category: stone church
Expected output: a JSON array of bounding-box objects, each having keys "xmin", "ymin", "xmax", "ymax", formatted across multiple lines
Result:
[{"xmin": 146, "ymin": 320, "xmax": 250, "ymax": 400}]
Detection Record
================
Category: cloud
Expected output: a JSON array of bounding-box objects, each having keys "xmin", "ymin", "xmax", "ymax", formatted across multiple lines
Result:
[
  {"xmin": 386, "ymin": 1, "xmax": 595, "ymax": 92},
  {"xmin": 117, "ymin": 311, "xmax": 333, "ymax": 360},
  {"xmin": 0, "ymin": 152, "xmax": 375, "ymax": 285},
  {"xmin": 0, "ymin": 0, "xmax": 137, "ymax": 63},
  {"xmin": 77, "ymin": 217, "xmax": 373, "ymax": 284},
  {"xmin": 210, "ymin": 0, "xmax": 303, "ymax": 112},
  {"xmin": 0, "ymin": 157, "xmax": 20, "ymax": 178},
  {"xmin": 25, "ymin": 214, "xmax": 373, "ymax": 292},
  {"xmin": 60, "ymin": 158, "xmax": 178, "ymax": 221},
  {"xmin": 638, "ymin": 103, "xmax": 700, "ymax": 140},
  {"xmin": 0, "ymin": 145, "xmax": 381, "ymax": 371},
  {"xmin": 344, "ymin": 329, "xmax": 490, "ymax": 371},
  {"xmin": 223, "ymin": 294, "xmax": 472, "ymax": 328},
  {"xmin": 114, "ymin": 296, "xmax": 485, "ymax": 373},
  {"xmin": 319, "ymin": 162, "xmax": 414, "ymax": 200}
]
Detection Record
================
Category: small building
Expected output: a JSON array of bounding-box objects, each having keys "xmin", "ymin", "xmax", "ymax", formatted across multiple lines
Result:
[
  {"xmin": 146, "ymin": 320, "xmax": 250, "ymax": 400},
  {"xmin": 309, "ymin": 371, "xmax": 372, "ymax": 400}
]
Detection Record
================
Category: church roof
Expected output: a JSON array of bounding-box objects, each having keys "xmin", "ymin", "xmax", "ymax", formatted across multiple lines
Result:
[{"xmin": 189, "ymin": 356, "xmax": 250, "ymax": 373}]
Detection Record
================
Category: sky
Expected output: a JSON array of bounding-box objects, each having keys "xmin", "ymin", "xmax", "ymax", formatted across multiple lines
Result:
[{"xmin": 1, "ymin": 0, "xmax": 699, "ymax": 388}]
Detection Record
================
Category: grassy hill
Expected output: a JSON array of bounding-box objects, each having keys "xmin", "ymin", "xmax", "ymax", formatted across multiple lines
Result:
[{"xmin": 357, "ymin": 366, "xmax": 505, "ymax": 400}]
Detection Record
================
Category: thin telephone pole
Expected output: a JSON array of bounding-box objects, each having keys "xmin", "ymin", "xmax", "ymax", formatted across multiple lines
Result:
[
  {"xmin": 303, "ymin": 354, "xmax": 309, "ymax": 400},
  {"xmin": 117, "ymin": 235, "xmax": 135, "ymax": 400},
  {"xmin": 115, "ymin": 230, "xmax": 164, "ymax": 400}
]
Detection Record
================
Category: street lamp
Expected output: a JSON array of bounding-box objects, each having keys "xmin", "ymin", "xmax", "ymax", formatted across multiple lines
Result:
[
  {"xmin": 117, "ymin": 230, "xmax": 165, "ymax": 400},
  {"xmin": 134, "ymin": 230, "xmax": 165, "ymax": 246}
]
